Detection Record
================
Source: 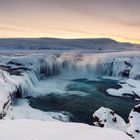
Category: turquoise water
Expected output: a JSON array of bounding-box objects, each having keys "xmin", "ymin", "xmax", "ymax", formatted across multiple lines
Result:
[{"xmin": 29, "ymin": 78, "xmax": 140, "ymax": 125}]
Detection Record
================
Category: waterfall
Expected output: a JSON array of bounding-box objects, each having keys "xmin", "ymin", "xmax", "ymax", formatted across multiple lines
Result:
[{"xmin": 1, "ymin": 53, "xmax": 140, "ymax": 119}]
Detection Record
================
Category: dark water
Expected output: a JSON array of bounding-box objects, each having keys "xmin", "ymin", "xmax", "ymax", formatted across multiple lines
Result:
[{"xmin": 29, "ymin": 78, "xmax": 140, "ymax": 125}]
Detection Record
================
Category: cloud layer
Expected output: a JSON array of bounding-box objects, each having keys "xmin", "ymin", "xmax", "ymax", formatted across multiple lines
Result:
[{"xmin": 0, "ymin": 0, "xmax": 140, "ymax": 43}]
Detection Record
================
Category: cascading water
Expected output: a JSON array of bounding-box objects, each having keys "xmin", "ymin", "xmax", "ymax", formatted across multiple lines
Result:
[{"xmin": 0, "ymin": 53, "xmax": 140, "ymax": 123}]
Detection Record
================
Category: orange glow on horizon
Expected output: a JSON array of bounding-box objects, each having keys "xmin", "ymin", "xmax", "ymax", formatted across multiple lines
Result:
[
  {"xmin": 0, "ymin": 0, "xmax": 140, "ymax": 44},
  {"xmin": 0, "ymin": 33, "xmax": 140, "ymax": 44}
]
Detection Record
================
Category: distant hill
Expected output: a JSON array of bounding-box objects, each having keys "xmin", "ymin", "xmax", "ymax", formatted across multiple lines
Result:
[{"xmin": 0, "ymin": 38, "xmax": 139, "ymax": 51}]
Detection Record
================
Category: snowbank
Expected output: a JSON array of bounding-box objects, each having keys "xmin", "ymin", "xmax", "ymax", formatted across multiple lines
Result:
[
  {"xmin": 107, "ymin": 79, "xmax": 140, "ymax": 100},
  {"xmin": 93, "ymin": 107, "xmax": 127, "ymax": 131},
  {"xmin": 127, "ymin": 104, "xmax": 140, "ymax": 140},
  {"xmin": 4, "ymin": 99, "xmax": 71, "ymax": 122},
  {"xmin": 0, "ymin": 70, "xmax": 22, "ymax": 118},
  {"xmin": 0, "ymin": 119, "xmax": 132, "ymax": 140},
  {"xmin": 93, "ymin": 106, "xmax": 140, "ymax": 140}
]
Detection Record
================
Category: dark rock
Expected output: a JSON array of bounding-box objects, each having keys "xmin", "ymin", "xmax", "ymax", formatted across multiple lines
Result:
[
  {"xmin": 124, "ymin": 61, "xmax": 132, "ymax": 67},
  {"xmin": 110, "ymin": 111, "xmax": 115, "ymax": 116},
  {"xmin": 93, "ymin": 115, "xmax": 104, "ymax": 127},
  {"xmin": 135, "ymin": 130, "xmax": 140, "ymax": 133},
  {"xmin": 122, "ymin": 69, "xmax": 130, "ymax": 77},
  {"xmin": 126, "ymin": 132, "xmax": 134, "ymax": 139},
  {"xmin": 0, "ymin": 111, "xmax": 6, "ymax": 119},
  {"xmin": 104, "ymin": 119, "xmax": 107, "ymax": 122},
  {"xmin": 135, "ymin": 75, "xmax": 140, "ymax": 80},
  {"xmin": 99, "ymin": 123, "xmax": 104, "ymax": 127},
  {"xmin": 7, "ymin": 60, "xmax": 22, "ymax": 66},
  {"xmin": 122, "ymin": 92, "xmax": 140, "ymax": 100},
  {"xmin": 112, "ymin": 117, "xmax": 117, "ymax": 123},
  {"xmin": 133, "ymin": 105, "xmax": 140, "ymax": 113},
  {"xmin": 93, "ymin": 116, "xmax": 99, "ymax": 122},
  {"xmin": 3, "ymin": 99, "xmax": 10, "ymax": 110}
]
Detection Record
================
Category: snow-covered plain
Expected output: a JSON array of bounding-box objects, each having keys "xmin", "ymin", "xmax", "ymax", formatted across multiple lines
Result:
[
  {"xmin": 0, "ymin": 51, "xmax": 140, "ymax": 139},
  {"xmin": 0, "ymin": 119, "xmax": 132, "ymax": 140}
]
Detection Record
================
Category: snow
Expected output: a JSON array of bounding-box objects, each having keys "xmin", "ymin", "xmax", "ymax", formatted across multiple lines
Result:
[
  {"xmin": 93, "ymin": 107, "xmax": 127, "ymax": 131},
  {"xmin": 93, "ymin": 106, "xmax": 140, "ymax": 140},
  {"xmin": 0, "ymin": 70, "xmax": 22, "ymax": 115},
  {"xmin": 0, "ymin": 38, "xmax": 136, "ymax": 51},
  {"xmin": 4, "ymin": 99, "xmax": 71, "ymax": 122},
  {"xmin": 0, "ymin": 119, "xmax": 132, "ymax": 140},
  {"xmin": 0, "ymin": 52, "xmax": 140, "ymax": 140},
  {"xmin": 127, "ymin": 104, "xmax": 140, "ymax": 140},
  {"xmin": 107, "ymin": 79, "xmax": 140, "ymax": 100}
]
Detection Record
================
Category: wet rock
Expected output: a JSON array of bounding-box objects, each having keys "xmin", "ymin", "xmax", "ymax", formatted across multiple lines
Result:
[
  {"xmin": 122, "ymin": 69, "xmax": 130, "ymax": 77},
  {"xmin": 124, "ymin": 61, "xmax": 132, "ymax": 67},
  {"xmin": 133, "ymin": 105, "xmax": 140, "ymax": 113},
  {"xmin": 7, "ymin": 60, "xmax": 22, "ymax": 66}
]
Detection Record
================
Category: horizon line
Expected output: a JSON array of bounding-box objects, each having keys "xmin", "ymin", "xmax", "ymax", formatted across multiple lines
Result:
[{"xmin": 0, "ymin": 36, "xmax": 139, "ymax": 45}]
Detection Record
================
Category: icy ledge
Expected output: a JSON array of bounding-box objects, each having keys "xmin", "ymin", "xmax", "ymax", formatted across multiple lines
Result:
[
  {"xmin": 4, "ymin": 99, "xmax": 71, "ymax": 122},
  {"xmin": 0, "ymin": 119, "xmax": 132, "ymax": 140},
  {"xmin": 107, "ymin": 79, "xmax": 140, "ymax": 100},
  {"xmin": 93, "ymin": 106, "xmax": 140, "ymax": 140}
]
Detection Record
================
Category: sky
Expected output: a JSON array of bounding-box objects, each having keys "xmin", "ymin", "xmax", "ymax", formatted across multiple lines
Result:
[{"xmin": 0, "ymin": 0, "xmax": 140, "ymax": 43}]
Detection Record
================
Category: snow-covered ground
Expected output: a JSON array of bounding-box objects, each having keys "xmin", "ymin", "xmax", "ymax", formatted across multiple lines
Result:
[
  {"xmin": 127, "ymin": 104, "xmax": 140, "ymax": 139},
  {"xmin": 0, "ymin": 119, "xmax": 132, "ymax": 140},
  {"xmin": 92, "ymin": 105, "xmax": 140, "ymax": 140},
  {"xmin": 93, "ymin": 107, "xmax": 127, "ymax": 131},
  {"xmin": 4, "ymin": 99, "xmax": 71, "ymax": 122},
  {"xmin": 0, "ymin": 52, "xmax": 140, "ymax": 139}
]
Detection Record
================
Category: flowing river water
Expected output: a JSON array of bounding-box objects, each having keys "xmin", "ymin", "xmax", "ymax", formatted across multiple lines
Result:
[{"xmin": 29, "ymin": 76, "xmax": 140, "ymax": 125}]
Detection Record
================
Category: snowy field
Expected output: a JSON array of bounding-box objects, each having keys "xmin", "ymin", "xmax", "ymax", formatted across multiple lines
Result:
[
  {"xmin": 0, "ymin": 51, "xmax": 140, "ymax": 139},
  {"xmin": 0, "ymin": 120, "xmax": 132, "ymax": 140}
]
